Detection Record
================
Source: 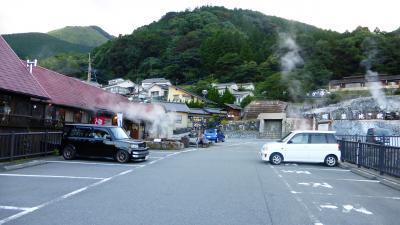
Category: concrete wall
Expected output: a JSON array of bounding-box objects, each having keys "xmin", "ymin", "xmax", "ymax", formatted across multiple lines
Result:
[
  {"xmin": 173, "ymin": 112, "xmax": 189, "ymax": 129},
  {"xmin": 332, "ymin": 120, "xmax": 400, "ymax": 135}
]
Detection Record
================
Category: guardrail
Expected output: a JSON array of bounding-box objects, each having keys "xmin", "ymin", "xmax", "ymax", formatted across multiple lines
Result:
[
  {"xmin": 339, "ymin": 139, "xmax": 400, "ymax": 177},
  {"xmin": 336, "ymin": 135, "xmax": 400, "ymax": 147},
  {"xmin": 0, "ymin": 131, "xmax": 62, "ymax": 161}
]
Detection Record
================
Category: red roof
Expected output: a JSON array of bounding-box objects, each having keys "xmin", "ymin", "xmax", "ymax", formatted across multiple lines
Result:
[
  {"xmin": 30, "ymin": 65, "xmax": 129, "ymax": 111},
  {"xmin": 0, "ymin": 36, "xmax": 49, "ymax": 99}
]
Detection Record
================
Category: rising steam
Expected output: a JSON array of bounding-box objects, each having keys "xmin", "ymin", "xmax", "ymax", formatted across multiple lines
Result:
[
  {"xmin": 279, "ymin": 33, "xmax": 304, "ymax": 99},
  {"xmin": 361, "ymin": 37, "xmax": 387, "ymax": 110},
  {"xmin": 365, "ymin": 70, "xmax": 387, "ymax": 109},
  {"xmin": 97, "ymin": 93, "xmax": 176, "ymax": 138}
]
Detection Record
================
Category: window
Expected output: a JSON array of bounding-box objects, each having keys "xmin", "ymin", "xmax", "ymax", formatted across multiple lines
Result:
[
  {"xmin": 0, "ymin": 94, "xmax": 12, "ymax": 114},
  {"xmin": 45, "ymin": 104, "xmax": 54, "ymax": 120},
  {"xmin": 110, "ymin": 127, "xmax": 129, "ymax": 140},
  {"xmin": 92, "ymin": 128, "xmax": 110, "ymax": 139},
  {"xmin": 175, "ymin": 115, "xmax": 182, "ymax": 124},
  {"xmin": 326, "ymin": 134, "xmax": 337, "ymax": 143},
  {"xmin": 310, "ymin": 134, "xmax": 327, "ymax": 144},
  {"xmin": 65, "ymin": 110, "xmax": 74, "ymax": 122},
  {"xmin": 69, "ymin": 127, "xmax": 92, "ymax": 138},
  {"xmin": 81, "ymin": 112, "xmax": 89, "ymax": 123},
  {"xmin": 289, "ymin": 134, "xmax": 308, "ymax": 144},
  {"xmin": 151, "ymin": 91, "xmax": 159, "ymax": 97}
]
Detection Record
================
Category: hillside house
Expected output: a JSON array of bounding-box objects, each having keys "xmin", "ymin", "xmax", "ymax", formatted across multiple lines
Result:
[
  {"xmin": 329, "ymin": 75, "xmax": 400, "ymax": 92},
  {"xmin": 141, "ymin": 78, "xmax": 171, "ymax": 89},
  {"xmin": 167, "ymin": 86, "xmax": 213, "ymax": 104},
  {"xmin": 212, "ymin": 82, "xmax": 255, "ymax": 105},
  {"xmin": 103, "ymin": 78, "xmax": 137, "ymax": 96},
  {"xmin": 224, "ymin": 103, "xmax": 242, "ymax": 121}
]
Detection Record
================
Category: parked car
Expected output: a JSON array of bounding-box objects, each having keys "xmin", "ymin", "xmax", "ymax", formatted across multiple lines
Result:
[
  {"xmin": 61, "ymin": 124, "xmax": 149, "ymax": 163},
  {"xmin": 366, "ymin": 128, "xmax": 392, "ymax": 145},
  {"xmin": 260, "ymin": 130, "xmax": 340, "ymax": 167},
  {"xmin": 204, "ymin": 129, "xmax": 225, "ymax": 143}
]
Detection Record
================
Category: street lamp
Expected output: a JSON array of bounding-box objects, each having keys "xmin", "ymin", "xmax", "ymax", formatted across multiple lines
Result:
[{"xmin": 202, "ymin": 89, "xmax": 208, "ymax": 98}]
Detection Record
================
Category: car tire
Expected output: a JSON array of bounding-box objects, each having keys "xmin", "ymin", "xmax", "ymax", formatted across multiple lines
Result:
[
  {"xmin": 270, "ymin": 153, "xmax": 283, "ymax": 165},
  {"xmin": 115, "ymin": 150, "xmax": 130, "ymax": 163},
  {"xmin": 62, "ymin": 145, "xmax": 76, "ymax": 160},
  {"xmin": 324, "ymin": 155, "xmax": 337, "ymax": 167}
]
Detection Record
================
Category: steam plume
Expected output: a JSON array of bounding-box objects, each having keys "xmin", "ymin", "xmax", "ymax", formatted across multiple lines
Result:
[
  {"xmin": 361, "ymin": 37, "xmax": 387, "ymax": 110},
  {"xmin": 97, "ymin": 93, "xmax": 176, "ymax": 138},
  {"xmin": 279, "ymin": 33, "xmax": 304, "ymax": 100}
]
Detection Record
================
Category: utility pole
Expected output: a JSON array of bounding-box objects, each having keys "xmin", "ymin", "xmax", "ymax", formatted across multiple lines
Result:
[{"xmin": 87, "ymin": 53, "xmax": 92, "ymax": 82}]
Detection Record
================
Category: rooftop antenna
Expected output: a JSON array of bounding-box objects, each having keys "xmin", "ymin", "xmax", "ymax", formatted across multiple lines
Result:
[
  {"xmin": 26, "ymin": 59, "xmax": 37, "ymax": 74},
  {"xmin": 87, "ymin": 53, "xmax": 92, "ymax": 82}
]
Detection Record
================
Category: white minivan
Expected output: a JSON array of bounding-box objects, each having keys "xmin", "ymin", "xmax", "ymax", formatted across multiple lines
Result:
[{"xmin": 260, "ymin": 130, "xmax": 340, "ymax": 167}]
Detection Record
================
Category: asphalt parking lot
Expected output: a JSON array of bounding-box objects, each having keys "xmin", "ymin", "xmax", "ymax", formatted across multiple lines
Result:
[
  {"xmin": 1, "ymin": 139, "xmax": 399, "ymax": 225},
  {"xmin": 0, "ymin": 149, "xmax": 194, "ymax": 225}
]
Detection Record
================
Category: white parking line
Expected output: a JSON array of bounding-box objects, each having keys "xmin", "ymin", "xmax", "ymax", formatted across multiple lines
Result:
[
  {"xmin": 293, "ymin": 191, "xmax": 400, "ymax": 200},
  {"xmin": 332, "ymin": 178, "xmax": 380, "ymax": 183},
  {"xmin": 0, "ymin": 147, "xmax": 195, "ymax": 224},
  {"xmin": 0, "ymin": 173, "xmax": 105, "ymax": 180},
  {"xmin": 148, "ymin": 156, "xmax": 164, "ymax": 159},
  {"xmin": 45, "ymin": 160, "xmax": 141, "ymax": 167},
  {"xmin": 281, "ymin": 166, "xmax": 349, "ymax": 172},
  {"xmin": 0, "ymin": 206, "xmax": 32, "ymax": 211},
  {"xmin": 271, "ymin": 165, "xmax": 322, "ymax": 225}
]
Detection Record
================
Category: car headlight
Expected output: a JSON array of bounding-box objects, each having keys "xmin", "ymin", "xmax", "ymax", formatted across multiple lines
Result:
[{"xmin": 130, "ymin": 144, "xmax": 139, "ymax": 149}]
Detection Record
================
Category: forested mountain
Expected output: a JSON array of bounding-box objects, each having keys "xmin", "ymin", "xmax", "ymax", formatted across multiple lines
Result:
[
  {"xmin": 3, "ymin": 26, "xmax": 114, "ymax": 80},
  {"xmin": 91, "ymin": 6, "xmax": 400, "ymax": 100},
  {"xmin": 48, "ymin": 26, "xmax": 114, "ymax": 47},
  {"xmin": 3, "ymin": 26, "xmax": 113, "ymax": 59},
  {"xmin": 2, "ymin": 32, "xmax": 91, "ymax": 59}
]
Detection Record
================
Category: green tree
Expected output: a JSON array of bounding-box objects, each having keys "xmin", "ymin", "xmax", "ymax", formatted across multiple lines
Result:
[
  {"xmin": 220, "ymin": 87, "xmax": 236, "ymax": 105},
  {"xmin": 240, "ymin": 95, "xmax": 254, "ymax": 108}
]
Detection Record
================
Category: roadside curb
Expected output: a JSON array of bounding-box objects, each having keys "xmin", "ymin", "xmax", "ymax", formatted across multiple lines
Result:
[
  {"xmin": 0, "ymin": 156, "xmax": 60, "ymax": 172},
  {"xmin": 339, "ymin": 162, "xmax": 400, "ymax": 191}
]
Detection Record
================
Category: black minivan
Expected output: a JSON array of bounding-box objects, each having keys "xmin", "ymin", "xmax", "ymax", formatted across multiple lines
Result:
[{"xmin": 61, "ymin": 124, "xmax": 149, "ymax": 163}]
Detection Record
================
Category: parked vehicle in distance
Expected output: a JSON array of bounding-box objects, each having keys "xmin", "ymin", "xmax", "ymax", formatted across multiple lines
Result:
[
  {"xmin": 204, "ymin": 128, "xmax": 225, "ymax": 143},
  {"xmin": 260, "ymin": 130, "xmax": 340, "ymax": 167},
  {"xmin": 366, "ymin": 128, "xmax": 392, "ymax": 145},
  {"xmin": 61, "ymin": 124, "xmax": 149, "ymax": 163}
]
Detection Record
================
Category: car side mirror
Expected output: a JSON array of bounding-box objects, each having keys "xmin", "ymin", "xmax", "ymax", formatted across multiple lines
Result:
[{"xmin": 287, "ymin": 140, "xmax": 293, "ymax": 144}]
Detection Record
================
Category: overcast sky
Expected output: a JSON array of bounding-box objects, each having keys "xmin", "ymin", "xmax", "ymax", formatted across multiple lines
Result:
[{"xmin": 0, "ymin": 0, "xmax": 399, "ymax": 36}]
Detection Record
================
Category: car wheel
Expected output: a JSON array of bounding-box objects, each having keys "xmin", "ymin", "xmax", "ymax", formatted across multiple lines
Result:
[
  {"xmin": 115, "ymin": 150, "xmax": 130, "ymax": 163},
  {"xmin": 325, "ymin": 155, "xmax": 337, "ymax": 167},
  {"xmin": 270, "ymin": 153, "xmax": 283, "ymax": 165},
  {"xmin": 62, "ymin": 145, "xmax": 76, "ymax": 160}
]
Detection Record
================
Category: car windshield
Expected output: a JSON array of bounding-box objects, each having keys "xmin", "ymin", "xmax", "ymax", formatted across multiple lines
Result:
[
  {"xmin": 206, "ymin": 129, "xmax": 216, "ymax": 133},
  {"xmin": 110, "ymin": 127, "xmax": 130, "ymax": 140},
  {"xmin": 278, "ymin": 132, "xmax": 293, "ymax": 142}
]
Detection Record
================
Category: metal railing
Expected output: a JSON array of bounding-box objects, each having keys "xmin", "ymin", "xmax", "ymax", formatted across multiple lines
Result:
[
  {"xmin": 339, "ymin": 139, "xmax": 400, "ymax": 177},
  {"xmin": 336, "ymin": 135, "xmax": 400, "ymax": 147},
  {"xmin": 0, "ymin": 131, "xmax": 62, "ymax": 161}
]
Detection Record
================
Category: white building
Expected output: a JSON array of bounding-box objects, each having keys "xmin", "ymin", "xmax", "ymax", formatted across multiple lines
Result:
[
  {"xmin": 141, "ymin": 78, "xmax": 172, "ymax": 89},
  {"xmin": 212, "ymin": 83, "xmax": 238, "ymax": 95},
  {"xmin": 147, "ymin": 84, "xmax": 169, "ymax": 100},
  {"xmin": 212, "ymin": 82, "xmax": 255, "ymax": 105},
  {"xmin": 103, "ymin": 79, "xmax": 137, "ymax": 96}
]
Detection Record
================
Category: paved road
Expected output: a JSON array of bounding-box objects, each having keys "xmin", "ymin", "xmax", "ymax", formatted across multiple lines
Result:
[{"xmin": 1, "ymin": 139, "xmax": 400, "ymax": 225}]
